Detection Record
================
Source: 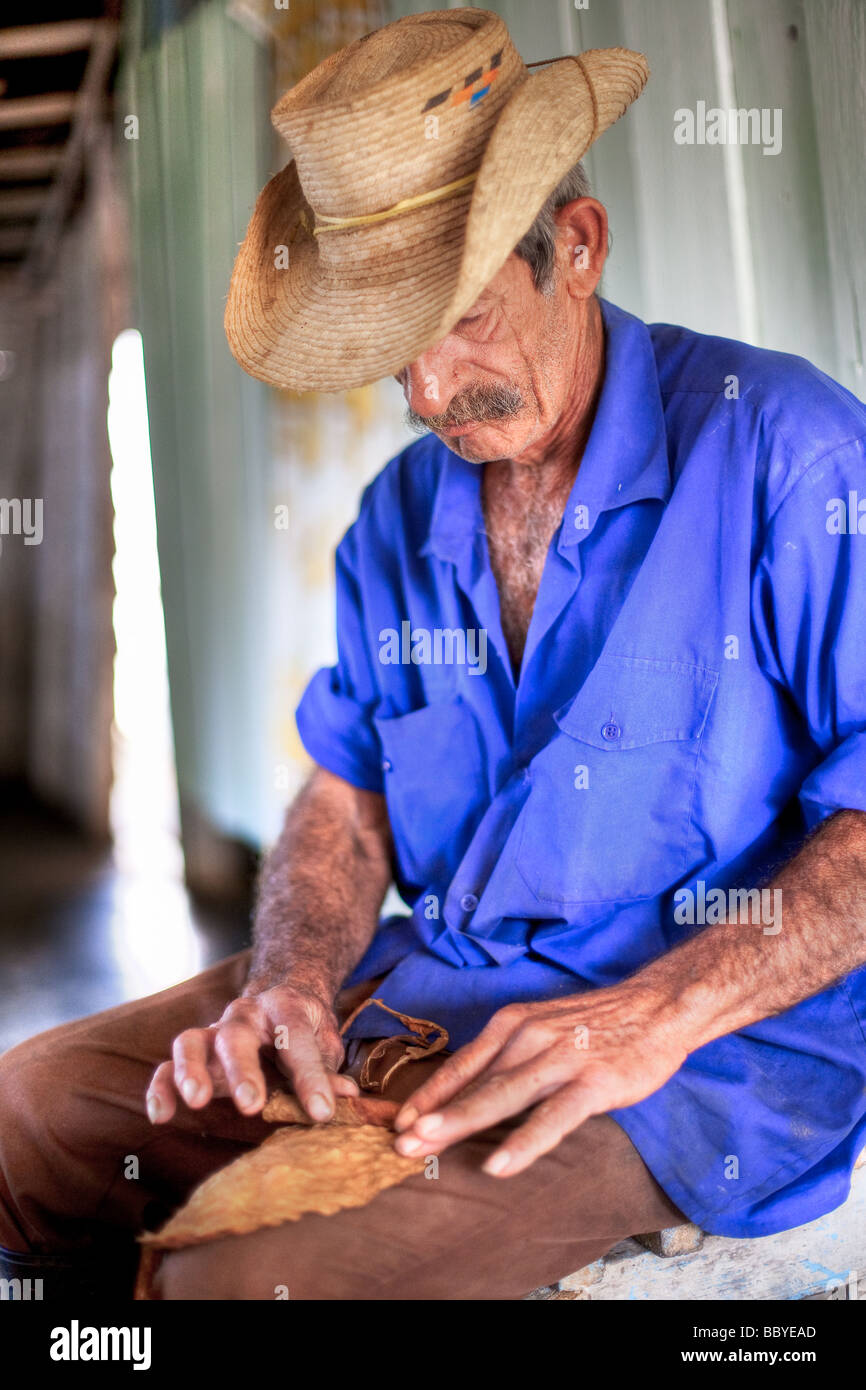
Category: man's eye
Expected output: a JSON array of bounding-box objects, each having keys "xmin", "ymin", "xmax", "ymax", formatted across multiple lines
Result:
[{"xmin": 457, "ymin": 312, "xmax": 483, "ymax": 329}]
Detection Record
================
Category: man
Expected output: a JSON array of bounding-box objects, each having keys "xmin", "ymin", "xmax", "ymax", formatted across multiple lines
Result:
[{"xmin": 2, "ymin": 8, "xmax": 866, "ymax": 1301}]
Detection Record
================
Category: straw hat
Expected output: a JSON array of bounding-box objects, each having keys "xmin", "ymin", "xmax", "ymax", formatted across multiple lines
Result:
[{"xmin": 225, "ymin": 7, "xmax": 648, "ymax": 393}]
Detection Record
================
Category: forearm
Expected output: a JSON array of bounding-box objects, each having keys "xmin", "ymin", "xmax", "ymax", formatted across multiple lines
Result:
[
  {"xmin": 635, "ymin": 809, "xmax": 866, "ymax": 1050},
  {"xmin": 243, "ymin": 766, "xmax": 392, "ymax": 1001}
]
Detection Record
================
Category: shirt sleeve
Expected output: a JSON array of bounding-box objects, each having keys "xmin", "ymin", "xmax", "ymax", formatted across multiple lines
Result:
[
  {"xmin": 751, "ymin": 435, "xmax": 866, "ymax": 830},
  {"xmin": 295, "ymin": 520, "xmax": 385, "ymax": 794}
]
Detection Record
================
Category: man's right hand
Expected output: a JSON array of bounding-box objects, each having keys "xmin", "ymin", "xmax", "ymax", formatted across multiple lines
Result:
[{"xmin": 145, "ymin": 983, "xmax": 359, "ymax": 1125}]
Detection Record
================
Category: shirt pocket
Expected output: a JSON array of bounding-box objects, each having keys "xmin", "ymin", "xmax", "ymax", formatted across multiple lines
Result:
[
  {"xmin": 515, "ymin": 656, "xmax": 719, "ymax": 906},
  {"xmin": 374, "ymin": 695, "xmax": 487, "ymax": 892}
]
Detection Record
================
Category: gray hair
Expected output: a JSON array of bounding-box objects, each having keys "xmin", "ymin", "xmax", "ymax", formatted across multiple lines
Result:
[{"xmin": 513, "ymin": 160, "xmax": 593, "ymax": 294}]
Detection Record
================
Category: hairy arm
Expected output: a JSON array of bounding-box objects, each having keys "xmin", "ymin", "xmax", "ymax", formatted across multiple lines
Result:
[
  {"xmin": 244, "ymin": 765, "xmax": 392, "ymax": 999},
  {"xmin": 641, "ymin": 808, "xmax": 866, "ymax": 1047},
  {"xmin": 395, "ymin": 809, "xmax": 866, "ymax": 1175},
  {"xmin": 147, "ymin": 766, "xmax": 392, "ymax": 1124}
]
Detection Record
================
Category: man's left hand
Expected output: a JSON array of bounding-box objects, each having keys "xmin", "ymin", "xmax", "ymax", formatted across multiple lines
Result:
[{"xmin": 393, "ymin": 984, "xmax": 689, "ymax": 1176}]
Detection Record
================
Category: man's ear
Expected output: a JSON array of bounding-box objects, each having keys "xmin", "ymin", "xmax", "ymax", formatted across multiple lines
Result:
[{"xmin": 554, "ymin": 197, "xmax": 608, "ymax": 300}]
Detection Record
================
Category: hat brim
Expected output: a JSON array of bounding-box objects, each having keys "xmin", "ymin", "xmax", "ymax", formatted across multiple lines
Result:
[{"xmin": 225, "ymin": 49, "xmax": 648, "ymax": 394}]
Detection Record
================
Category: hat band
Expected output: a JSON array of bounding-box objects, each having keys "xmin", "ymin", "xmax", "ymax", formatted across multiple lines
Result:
[{"xmin": 310, "ymin": 171, "xmax": 478, "ymax": 236}]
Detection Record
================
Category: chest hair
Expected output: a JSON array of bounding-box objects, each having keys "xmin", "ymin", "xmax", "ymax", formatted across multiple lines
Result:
[{"xmin": 482, "ymin": 467, "xmax": 573, "ymax": 677}]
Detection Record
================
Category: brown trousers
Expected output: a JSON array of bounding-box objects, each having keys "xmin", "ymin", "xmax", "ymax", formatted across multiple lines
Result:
[{"xmin": 0, "ymin": 950, "xmax": 684, "ymax": 1300}]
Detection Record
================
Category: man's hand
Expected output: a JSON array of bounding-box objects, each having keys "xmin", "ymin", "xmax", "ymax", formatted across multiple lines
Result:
[
  {"xmin": 146, "ymin": 984, "xmax": 359, "ymax": 1126},
  {"xmin": 393, "ymin": 811, "xmax": 866, "ymax": 1178},
  {"xmin": 393, "ymin": 985, "xmax": 687, "ymax": 1177}
]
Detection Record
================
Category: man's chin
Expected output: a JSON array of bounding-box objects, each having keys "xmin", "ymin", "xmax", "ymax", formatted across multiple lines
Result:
[{"xmin": 437, "ymin": 420, "xmax": 522, "ymax": 462}]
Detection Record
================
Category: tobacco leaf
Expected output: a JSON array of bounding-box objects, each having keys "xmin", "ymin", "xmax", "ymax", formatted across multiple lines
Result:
[
  {"xmin": 261, "ymin": 1090, "xmax": 399, "ymax": 1127},
  {"xmin": 140, "ymin": 1123, "xmax": 425, "ymax": 1250}
]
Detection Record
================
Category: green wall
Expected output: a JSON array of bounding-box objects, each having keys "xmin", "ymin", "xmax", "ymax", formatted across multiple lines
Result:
[{"xmin": 120, "ymin": 0, "xmax": 272, "ymax": 847}]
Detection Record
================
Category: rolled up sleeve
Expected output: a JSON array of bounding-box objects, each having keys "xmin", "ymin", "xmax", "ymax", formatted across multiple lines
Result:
[
  {"xmin": 751, "ymin": 436, "xmax": 866, "ymax": 828},
  {"xmin": 295, "ymin": 523, "xmax": 384, "ymax": 794}
]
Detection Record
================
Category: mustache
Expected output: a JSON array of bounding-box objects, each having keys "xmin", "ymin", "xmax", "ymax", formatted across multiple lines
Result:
[{"xmin": 404, "ymin": 382, "xmax": 525, "ymax": 435}]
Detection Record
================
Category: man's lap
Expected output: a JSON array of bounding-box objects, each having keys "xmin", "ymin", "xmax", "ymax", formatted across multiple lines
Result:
[
  {"xmin": 153, "ymin": 1107, "xmax": 677, "ymax": 1300},
  {"xmin": 0, "ymin": 950, "xmax": 684, "ymax": 1298}
]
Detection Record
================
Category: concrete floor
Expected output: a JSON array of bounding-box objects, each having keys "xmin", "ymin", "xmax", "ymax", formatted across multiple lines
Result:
[{"xmin": 0, "ymin": 789, "xmax": 251, "ymax": 1055}]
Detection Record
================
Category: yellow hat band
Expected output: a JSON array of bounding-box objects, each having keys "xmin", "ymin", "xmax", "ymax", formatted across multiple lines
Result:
[{"xmin": 310, "ymin": 171, "xmax": 479, "ymax": 236}]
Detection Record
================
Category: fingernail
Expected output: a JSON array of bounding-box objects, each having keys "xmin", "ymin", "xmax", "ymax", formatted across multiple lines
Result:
[
  {"xmin": 483, "ymin": 1150, "xmax": 511, "ymax": 1176},
  {"xmin": 181, "ymin": 1078, "xmax": 200, "ymax": 1105},
  {"xmin": 395, "ymin": 1134, "xmax": 422, "ymax": 1155},
  {"xmin": 415, "ymin": 1112, "xmax": 443, "ymax": 1137},
  {"xmin": 307, "ymin": 1092, "xmax": 332, "ymax": 1122},
  {"xmin": 395, "ymin": 1106, "xmax": 418, "ymax": 1132},
  {"xmin": 146, "ymin": 1096, "xmax": 162, "ymax": 1123},
  {"xmin": 235, "ymin": 1081, "xmax": 259, "ymax": 1109}
]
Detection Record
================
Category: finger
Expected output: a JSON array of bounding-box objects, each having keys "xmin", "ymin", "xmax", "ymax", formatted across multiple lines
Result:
[
  {"xmin": 278, "ymin": 1023, "xmax": 340, "ymax": 1121},
  {"xmin": 476, "ymin": 1020, "xmax": 566, "ymax": 1076},
  {"xmin": 331, "ymin": 1072, "xmax": 360, "ymax": 1097},
  {"xmin": 146, "ymin": 1061, "xmax": 177, "ymax": 1124},
  {"xmin": 271, "ymin": 1010, "xmax": 344, "ymax": 1083},
  {"xmin": 394, "ymin": 1014, "xmax": 516, "ymax": 1131},
  {"xmin": 312, "ymin": 1025, "xmax": 345, "ymax": 1076},
  {"xmin": 393, "ymin": 1059, "xmax": 566, "ymax": 1157},
  {"xmin": 481, "ymin": 1080, "xmax": 597, "ymax": 1178},
  {"xmin": 171, "ymin": 1029, "xmax": 219, "ymax": 1108},
  {"xmin": 213, "ymin": 1020, "xmax": 269, "ymax": 1115}
]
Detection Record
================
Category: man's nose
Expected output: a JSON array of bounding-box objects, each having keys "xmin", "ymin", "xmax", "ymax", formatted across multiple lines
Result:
[{"xmin": 402, "ymin": 344, "xmax": 454, "ymax": 418}]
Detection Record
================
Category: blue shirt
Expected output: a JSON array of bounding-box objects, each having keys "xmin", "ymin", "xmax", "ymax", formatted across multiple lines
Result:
[{"xmin": 296, "ymin": 297, "xmax": 866, "ymax": 1238}]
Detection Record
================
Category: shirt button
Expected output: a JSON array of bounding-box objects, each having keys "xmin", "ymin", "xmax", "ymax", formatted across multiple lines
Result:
[
  {"xmin": 460, "ymin": 893, "xmax": 479, "ymax": 913},
  {"xmin": 381, "ymin": 757, "xmax": 393, "ymax": 772},
  {"xmin": 601, "ymin": 722, "xmax": 621, "ymax": 742}
]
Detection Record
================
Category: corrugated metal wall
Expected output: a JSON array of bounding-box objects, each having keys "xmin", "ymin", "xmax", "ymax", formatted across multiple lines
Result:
[
  {"xmin": 122, "ymin": 0, "xmax": 273, "ymax": 851},
  {"xmin": 121, "ymin": 0, "xmax": 410, "ymax": 863}
]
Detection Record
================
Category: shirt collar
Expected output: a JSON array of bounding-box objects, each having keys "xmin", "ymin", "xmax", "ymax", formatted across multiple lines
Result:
[
  {"xmin": 557, "ymin": 297, "xmax": 672, "ymax": 550},
  {"xmin": 420, "ymin": 296, "xmax": 671, "ymax": 567},
  {"xmin": 420, "ymin": 441, "xmax": 483, "ymax": 570}
]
